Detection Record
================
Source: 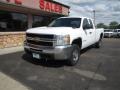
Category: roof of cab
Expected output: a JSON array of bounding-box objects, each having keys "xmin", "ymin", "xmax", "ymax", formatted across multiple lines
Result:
[{"xmin": 59, "ymin": 16, "xmax": 92, "ymax": 20}]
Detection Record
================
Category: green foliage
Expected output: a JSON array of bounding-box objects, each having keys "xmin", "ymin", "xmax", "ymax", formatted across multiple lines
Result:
[
  {"xmin": 97, "ymin": 21, "xmax": 120, "ymax": 29},
  {"xmin": 96, "ymin": 23, "xmax": 108, "ymax": 29},
  {"xmin": 117, "ymin": 24, "xmax": 120, "ymax": 29},
  {"xmin": 109, "ymin": 21, "xmax": 119, "ymax": 29}
]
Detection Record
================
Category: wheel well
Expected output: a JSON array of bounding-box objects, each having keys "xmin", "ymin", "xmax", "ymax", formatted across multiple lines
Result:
[
  {"xmin": 100, "ymin": 33, "xmax": 103, "ymax": 39},
  {"xmin": 72, "ymin": 38, "xmax": 82, "ymax": 49}
]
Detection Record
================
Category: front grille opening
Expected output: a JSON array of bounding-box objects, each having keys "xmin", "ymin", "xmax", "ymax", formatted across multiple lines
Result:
[
  {"xmin": 26, "ymin": 33, "xmax": 54, "ymax": 39},
  {"xmin": 26, "ymin": 33, "xmax": 56, "ymax": 47},
  {"xmin": 27, "ymin": 40, "xmax": 53, "ymax": 46}
]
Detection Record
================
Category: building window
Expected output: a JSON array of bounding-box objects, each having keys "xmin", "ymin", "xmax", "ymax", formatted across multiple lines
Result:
[
  {"xmin": 0, "ymin": 10, "xmax": 27, "ymax": 32},
  {"xmin": 32, "ymin": 16, "xmax": 53, "ymax": 27}
]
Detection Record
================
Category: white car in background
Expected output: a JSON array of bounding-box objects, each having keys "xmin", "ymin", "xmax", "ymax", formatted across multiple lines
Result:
[
  {"xmin": 111, "ymin": 29, "xmax": 120, "ymax": 38},
  {"xmin": 104, "ymin": 29, "xmax": 114, "ymax": 38},
  {"xmin": 116, "ymin": 29, "xmax": 120, "ymax": 37}
]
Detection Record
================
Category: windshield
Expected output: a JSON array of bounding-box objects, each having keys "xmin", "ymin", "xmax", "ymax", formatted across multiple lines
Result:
[
  {"xmin": 104, "ymin": 30, "xmax": 113, "ymax": 32},
  {"xmin": 114, "ymin": 30, "xmax": 117, "ymax": 32},
  {"xmin": 48, "ymin": 18, "xmax": 81, "ymax": 28}
]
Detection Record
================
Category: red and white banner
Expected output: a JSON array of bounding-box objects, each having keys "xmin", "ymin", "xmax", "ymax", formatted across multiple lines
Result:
[{"xmin": 0, "ymin": 0, "xmax": 69, "ymax": 15}]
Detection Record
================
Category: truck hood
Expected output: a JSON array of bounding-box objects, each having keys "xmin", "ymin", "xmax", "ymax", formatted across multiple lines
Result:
[{"xmin": 26, "ymin": 27, "xmax": 79, "ymax": 35}]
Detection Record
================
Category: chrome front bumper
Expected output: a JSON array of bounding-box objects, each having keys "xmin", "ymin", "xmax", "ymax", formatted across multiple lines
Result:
[
  {"xmin": 104, "ymin": 33, "xmax": 113, "ymax": 37},
  {"xmin": 24, "ymin": 44, "xmax": 73, "ymax": 60}
]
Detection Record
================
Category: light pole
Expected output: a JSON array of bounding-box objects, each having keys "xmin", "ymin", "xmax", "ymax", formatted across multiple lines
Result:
[{"xmin": 93, "ymin": 10, "xmax": 96, "ymax": 27}]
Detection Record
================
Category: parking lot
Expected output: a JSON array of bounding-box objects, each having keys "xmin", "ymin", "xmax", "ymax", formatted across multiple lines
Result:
[{"xmin": 0, "ymin": 38, "xmax": 120, "ymax": 90}]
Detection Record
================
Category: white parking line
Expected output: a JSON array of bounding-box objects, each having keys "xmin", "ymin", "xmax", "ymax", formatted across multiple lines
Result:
[
  {"xmin": 0, "ymin": 72, "xmax": 30, "ymax": 90},
  {"xmin": 64, "ymin": 68, "xmax": 107, "ymax": 81}
]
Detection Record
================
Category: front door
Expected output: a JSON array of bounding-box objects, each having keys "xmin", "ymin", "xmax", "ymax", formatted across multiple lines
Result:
[{"xmin": 82, "ymin": 18, "xmax": 95, "ymax": 47}]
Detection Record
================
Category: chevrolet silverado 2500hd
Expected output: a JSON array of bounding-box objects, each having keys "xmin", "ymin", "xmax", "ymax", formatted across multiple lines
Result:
[{"xmin": 24, "ymin": 17, "xmax": 104, "ymax": 66}]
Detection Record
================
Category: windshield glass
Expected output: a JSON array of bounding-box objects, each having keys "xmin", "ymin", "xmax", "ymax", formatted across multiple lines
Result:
[
  {"xmin": 104, "ymin": 30, "xmax": 113, "ymax": 32},
  {"xmin": 114, "ymin": 30, "xmax": 117, "ymax": 32},
  {"xmin": 48, "ymin": 18, "xmax": 81, "ymax": 28}
]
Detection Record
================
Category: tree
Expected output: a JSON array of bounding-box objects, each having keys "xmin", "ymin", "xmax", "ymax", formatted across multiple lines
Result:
[
  {"xmin": 117, "ymin": 24, "xmax": 120, "ymax": 29},
  {"xmin": 109, "ymin": 21, "xmax": 119, "ymax": 29},
  {"xmin": 96, "ymin": 23, "xmax": 108, "ymax": 29}
]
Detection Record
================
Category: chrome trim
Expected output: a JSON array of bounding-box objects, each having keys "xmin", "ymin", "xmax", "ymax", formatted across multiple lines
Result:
[
  {"xmin": 24, "ymin": 44, "xmax": 73, "ymax": 60},
  {"xmin": 26, "ymin": 36, "xmax": 56, "ymax": 42},
  {"xmin": 27, "ymin": 43, "xmax": 54, "ymax": 50}
]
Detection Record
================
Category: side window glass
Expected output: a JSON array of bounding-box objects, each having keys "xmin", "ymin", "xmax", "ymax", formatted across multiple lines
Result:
[
  {"xmin": 88, "ymin": 19, "xmax": 93, "ymax": 29},
  {"xmin": 83, "ymin": 18, "xmax": 89, "ymax": 30}
]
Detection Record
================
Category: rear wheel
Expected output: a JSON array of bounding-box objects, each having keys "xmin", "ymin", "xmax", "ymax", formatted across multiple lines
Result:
[
  {"xmin": 67, "ymin": 45, "xmax": 80, "ymax": 66},
  {"xmin": 95, "ymin": 38, "xmax": 102, "ymax": 48}
]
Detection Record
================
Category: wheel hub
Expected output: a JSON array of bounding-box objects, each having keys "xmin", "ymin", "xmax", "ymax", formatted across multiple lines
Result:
[{"xmin": 73, "ymin": 50, "xmax": 79, "ymax": 61}]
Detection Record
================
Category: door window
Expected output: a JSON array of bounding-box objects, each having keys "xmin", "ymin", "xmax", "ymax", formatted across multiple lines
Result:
[
  {"xmin": 88, "ymin": 19, "xmax": 93, "ymax": 29},
  {"xmin": 83, "ymin": 18, "xmax": 90, "ymax": 30}
]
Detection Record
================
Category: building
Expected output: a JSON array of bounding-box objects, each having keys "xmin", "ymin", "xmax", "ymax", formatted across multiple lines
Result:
[{"xmin": 0, "ymin": 0, "xmax": 70, "ymax": 48}]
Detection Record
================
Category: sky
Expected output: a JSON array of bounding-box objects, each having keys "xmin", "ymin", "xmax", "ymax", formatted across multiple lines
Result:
[{"xmin": 55, "ymin": 0, "xmax": 120, "ymax": 25}]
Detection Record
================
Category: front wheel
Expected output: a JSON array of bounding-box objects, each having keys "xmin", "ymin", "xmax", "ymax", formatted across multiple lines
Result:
[{"xmin": 67, "ymin": 45, "xmax": 80, "ymax": 66}]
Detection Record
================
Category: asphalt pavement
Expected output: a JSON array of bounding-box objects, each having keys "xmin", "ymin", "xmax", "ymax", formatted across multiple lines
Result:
[{"xmin": 0, "ymin": 38, "xmax": 120, "ymax": 90}]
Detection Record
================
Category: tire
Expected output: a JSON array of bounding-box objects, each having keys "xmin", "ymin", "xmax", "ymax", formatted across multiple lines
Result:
[
  {"xmin": 95, "ymin": 38, "xmax": 102, "ymax": 48},
  {"xmin": 67, "ymin": 45, "xmax": 80, "ymax": 66}
]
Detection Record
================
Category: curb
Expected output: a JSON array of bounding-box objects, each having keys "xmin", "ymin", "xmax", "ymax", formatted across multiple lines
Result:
[{"xmin": 0, "ymin": 46, "xmax": 24, "ymax": 55}]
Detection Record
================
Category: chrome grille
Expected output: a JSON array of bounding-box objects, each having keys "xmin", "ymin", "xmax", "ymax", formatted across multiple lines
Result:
[{"xmin": 26, "ymin": 33, "xmax": 56, "ymax": 47}]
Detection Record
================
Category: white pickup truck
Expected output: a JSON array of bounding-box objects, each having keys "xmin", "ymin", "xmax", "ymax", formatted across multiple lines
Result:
[{"xmin": 24, "ymin": 17, "xmax": 104, "ymax": 66}]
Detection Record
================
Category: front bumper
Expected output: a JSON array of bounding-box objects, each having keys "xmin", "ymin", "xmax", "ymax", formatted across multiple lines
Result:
[{"xmin": 24, "ymin": 44, "xmax": 73, "ymax": 60}]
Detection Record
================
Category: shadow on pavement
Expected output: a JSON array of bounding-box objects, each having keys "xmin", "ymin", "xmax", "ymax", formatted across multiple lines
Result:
[
  {"xmin": 22, "ymin": 53, "xmax": 68, "ymax": 68},
  {"xmin": 81, "ymin": 46, "xmax": 93, "ymax": 55}
]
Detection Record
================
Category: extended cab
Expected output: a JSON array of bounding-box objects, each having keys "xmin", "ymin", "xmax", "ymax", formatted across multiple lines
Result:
[{"xmin": 24, "ymin": 17, "xmax": 104, "ymax": 66}]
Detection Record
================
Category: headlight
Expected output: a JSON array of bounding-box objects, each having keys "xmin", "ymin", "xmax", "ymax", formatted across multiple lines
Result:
[{"xmin": 56, "ymin": 35, "xmax": 70, "ymax": 46}]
